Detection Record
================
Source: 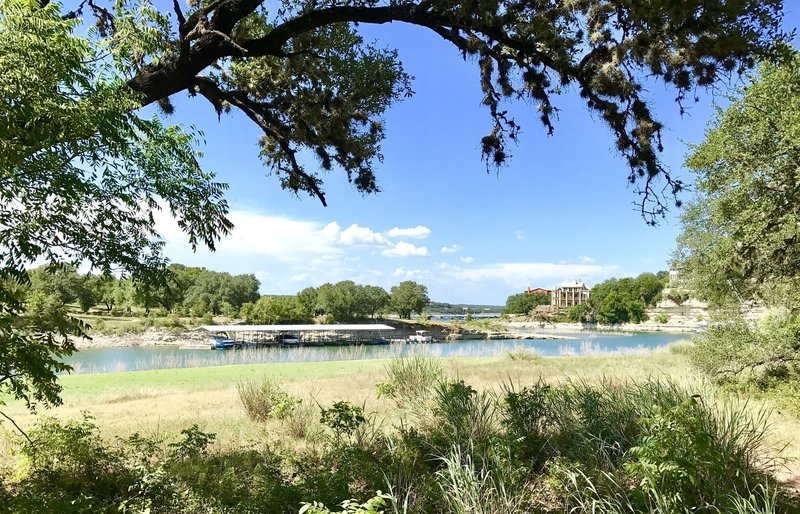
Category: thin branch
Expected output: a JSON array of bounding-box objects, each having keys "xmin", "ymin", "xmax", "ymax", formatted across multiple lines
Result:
[
  {"xmin": 192, "ymin": 77, "xmax": 327, "ymax": 206},
  {"xmin": 0, "ymin": 410, "xmax": 32, "ymax": 445}
]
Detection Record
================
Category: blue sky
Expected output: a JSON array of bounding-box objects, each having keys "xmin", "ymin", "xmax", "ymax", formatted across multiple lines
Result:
[{"xmin": 154, "ymin": 6, "xmax": 800, "ymax": 305}]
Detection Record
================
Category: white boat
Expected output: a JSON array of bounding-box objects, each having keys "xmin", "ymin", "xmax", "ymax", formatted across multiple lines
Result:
[{"xmin": 407, "ymin": 330, "xmax": 438, "ymax": 344}]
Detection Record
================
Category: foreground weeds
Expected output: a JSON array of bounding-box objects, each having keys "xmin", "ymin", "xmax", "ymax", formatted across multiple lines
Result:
[{"xmin": 1, "ymin": 357, "xmax": 798, "ymax": 513}]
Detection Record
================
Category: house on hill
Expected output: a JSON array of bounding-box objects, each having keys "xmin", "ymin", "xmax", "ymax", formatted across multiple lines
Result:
[
  {"xmin": 524, "ymin": 287, "xmax": 552, "ymax": 295},
  {"xmin": 551, "ymin": 280, "xmax": 590, "ymax": 309}
]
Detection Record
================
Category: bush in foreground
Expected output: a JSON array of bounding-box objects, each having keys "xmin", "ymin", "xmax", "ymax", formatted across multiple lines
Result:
[{"xmin": 1, "ymin": 365, "xmax": 796, "ymax": 513}]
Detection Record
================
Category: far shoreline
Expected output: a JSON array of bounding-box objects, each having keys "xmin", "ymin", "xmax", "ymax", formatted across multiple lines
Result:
[{"xmin": 74, "ymin": 319, "xmax": 697, "ymax": 350}]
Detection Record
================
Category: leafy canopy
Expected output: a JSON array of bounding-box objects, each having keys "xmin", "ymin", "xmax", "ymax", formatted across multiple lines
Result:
[
  {"xmin": 81, "ymin": 0, "xmax": 790, "ymax": 220},
  {"xmin": 0, "ymin": 0, "xmax": 231, "ymax": 412},
  {"xmin": 389, "ymin": 280, "xmax": 429, "ymax": 319},
  {"xmin": 675, "ymin": 54, "xmax": 800, "ymax": 308}
]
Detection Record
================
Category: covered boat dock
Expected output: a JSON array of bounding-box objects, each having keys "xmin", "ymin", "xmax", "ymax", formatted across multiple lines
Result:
[{"xmin": 196, "ymin": 324, "xmax": 396, "ymax": 348}]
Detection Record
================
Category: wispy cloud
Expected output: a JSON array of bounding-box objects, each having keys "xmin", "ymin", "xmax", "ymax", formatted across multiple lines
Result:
[
  {"xmin": 441, "ymin": 244, "xmax": 462, "ymax": 254},
  {"xmin": 577, "ymin": 255, "xmax": 596, "ymax": 263},
  {"xmin": 387, "ymin": 225, "xmax": 431, "ymax": 239},
  {"xmin": 460, "ymin": 256, "xmax": 474, "ymax": 263},
  {"xmin": 514, "ymin": 230, "xmax": 525, "ymax": 241},
  {"xmin": 438, "ymin": 262, "xmax": 619, "ymax": 287}
]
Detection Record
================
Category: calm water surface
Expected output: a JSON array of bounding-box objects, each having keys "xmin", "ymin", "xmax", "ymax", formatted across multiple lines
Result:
[{"xmin": 64, "ymin": 330, "xmax": 689, "ymax": 374}]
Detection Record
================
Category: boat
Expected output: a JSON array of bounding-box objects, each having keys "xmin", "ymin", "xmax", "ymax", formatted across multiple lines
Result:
[
  {"xmin": 368, "ymin": 338, "xmax": 390, "ymax": 346},
  {"xmin": 406, "ymin": 330, "xmax": 438, "ymax": 344},
  {"xmin": 211, "ymin": 335, "xmax": 237, "ymax": 350},
  {"xmin": 276, "ymin": 334, "xmax": 300, "ymax": 347}
]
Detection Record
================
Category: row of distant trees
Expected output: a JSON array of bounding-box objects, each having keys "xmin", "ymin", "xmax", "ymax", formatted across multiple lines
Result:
[
  {"xmin": 22, "ymin": 265, "xmax": 430, "ymax": 323},
  {"xmin": 503, "ymin": 272, "xmax": 669, "ymax": 325},
  {"xmin": 240, "ymin": 280, "xmax": 429, "ymax": 323}
]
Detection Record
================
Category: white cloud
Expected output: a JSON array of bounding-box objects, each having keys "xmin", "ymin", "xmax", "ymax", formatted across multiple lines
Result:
[
  {"xmin": 514, "ymin": 230, "xmax": 525, "ymax": 241},
  {"xmin": 460, "ymin": 256, "xmax": 474, "ymax": 263},
  {"xmin": 383, "ymin": 241, "xmax": 430, "ymax": 257},
  {"xmin": 578, "ymin": 255, "xmax": 596, "ymax": 263},
  {"xmin": 441, "ymin": 244, "xmax": 462, "ymax": 254},
  {"xmin": 155, "ymin": 208, "xmax": 341, "ymax": 261},
  {"xmin": 387, "ymin": 225, "xmax": 431, "ymax": 239},
  {"xmin": 393, "ymin": 267, "xmax": 428, "ymax": 281},
  {"xmin": 338, "ymin": 224, "xmax": 388, "ymax": 245}
]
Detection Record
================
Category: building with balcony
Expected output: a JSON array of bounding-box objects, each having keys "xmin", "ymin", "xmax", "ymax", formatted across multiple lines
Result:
[{"xmin": 551, "ymin": 279, "xmax": 590, "ymax": 309}]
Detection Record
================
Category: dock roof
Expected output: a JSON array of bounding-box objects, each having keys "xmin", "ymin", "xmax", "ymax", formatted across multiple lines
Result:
[{"xmin": 196, "ymin": 324, "xmax": 395, "ymax": 332}]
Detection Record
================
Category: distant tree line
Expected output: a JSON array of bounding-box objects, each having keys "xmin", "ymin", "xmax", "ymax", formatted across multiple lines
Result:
[
  {"xmin": 23, "ymin": 264, "xmax": 260, "ymax": 317},
  {"xmin": 427, "ymin": 302, "xmax": 505, "ymax": 315},
  {"xmin": 240, "ymin": 280, "xmax": 429, "ymax": 323},
  {"xmin": 21, "ymin": 265, "xmax": 431, "ymax": 324}
]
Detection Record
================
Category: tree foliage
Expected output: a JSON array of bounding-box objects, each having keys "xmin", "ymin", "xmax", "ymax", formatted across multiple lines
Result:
[
  {"xmin": 675, "ymin": 54, "xmax": 800, "ymax": 308},
  {"xmin": 582, "ymin": 273, "xmax": 666, "ymax": 324},
  {"xmin": 389, "ymin": 281, "xmax": 429, "ymax": 319},
  {"xmin": 690, "ymin": 311, "xmax": 800, "ymax": 389},
  {"xmin": 290, "ymin": 281, "xmax": 390, "ymax": 322},
  {"xmin": 503, "ymin": 292, "xmax": 549, "ymax": 315},
  {"xmin": 28, "ymin": 0, "xmax": 788, "ymax": 219},
  {"xmin": 240, "ymin": 296, "xmax": 312, "ymax": 324},
  {"xmin": 0, "ymin": 0, "xmax": 232, "ymax": 413}
]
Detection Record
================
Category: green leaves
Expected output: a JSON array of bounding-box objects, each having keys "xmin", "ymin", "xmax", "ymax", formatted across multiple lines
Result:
[
  {"xmin": 389, "ymin": 280, "xmax": 429, "ymax": 319},
  {"xmin": 0, "ymin": 0, "xmax": 232, "ymax": 411},
  {"xmin": 676, "ymin": 54, "xmax": 800, "ymax": 307}
]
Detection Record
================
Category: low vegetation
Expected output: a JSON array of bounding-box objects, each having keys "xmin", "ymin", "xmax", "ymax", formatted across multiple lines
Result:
[{"xmin": 1, "ymin": 355, "xmax": 796, "ymax": 513}]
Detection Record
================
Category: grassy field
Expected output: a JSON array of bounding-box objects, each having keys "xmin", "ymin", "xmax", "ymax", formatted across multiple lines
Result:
[{"xmin": 2, "ymin": 350, "xmax": 800, "ymax": 489}]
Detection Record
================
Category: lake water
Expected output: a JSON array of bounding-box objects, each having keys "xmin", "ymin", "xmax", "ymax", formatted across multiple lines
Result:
[{"xmin": 63, "ymin": 330, "xmax": 689, "ymax": 374}]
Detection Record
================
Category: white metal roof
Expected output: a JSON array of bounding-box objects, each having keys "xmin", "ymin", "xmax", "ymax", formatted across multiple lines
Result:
[{"xmin": 196, "ymin": 324, "xmax": 395, "ymax": 332}]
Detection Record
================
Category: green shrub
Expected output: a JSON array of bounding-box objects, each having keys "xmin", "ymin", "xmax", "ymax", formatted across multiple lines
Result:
[
  {"xmin": 689, "ymin": 312, "xmax": 800, "ymax": 389},
  {"xmin": 501, "ymin": 379, "xmax": 688, "ymax": 468},
  {"xmin": 655, "ymin": 312, "xmax": 670, "ymax": 324},
  {"xmin": 300, "ymin": 491, "xmax": 394, "ymax": 514},
  {"xmin": 320, "ymin": 401, "xmax": 366, "ymax": 441},
  {"xmin": 422, "ymin": 380, "xmax": 498, "ymax": 459},
  {"xmin": 237, "ymin": 378, "xmax": 299, "ymax": 422}
]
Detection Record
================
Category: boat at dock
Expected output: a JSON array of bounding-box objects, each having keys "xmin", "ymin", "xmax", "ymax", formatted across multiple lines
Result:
[
  {"xmin": 211, "ymin": 335, "xmax": 238, "ymax": 350},
  {"xmin": 406, "ymin": 330, "xmax": 439, "ymax": 344}
]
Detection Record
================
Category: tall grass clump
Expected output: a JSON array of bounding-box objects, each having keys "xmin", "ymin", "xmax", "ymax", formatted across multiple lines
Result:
[
  {"xmin": 237, "ymin": 377, "xmax": 299, "ymax": 422},
  {"xmin": 436, "ymin": 444, "xmax": 529, "ymax": 514},
  {"xmin": 505, "ymin": 348, "xmax": 542, "ymax": 362},
  {"xmin": 376, "ymin": 355, "xmax": 443, "ymax": 410},
  {"xmin": 501, "ymin": 378, "xmax": 688, "ymax": 468}
]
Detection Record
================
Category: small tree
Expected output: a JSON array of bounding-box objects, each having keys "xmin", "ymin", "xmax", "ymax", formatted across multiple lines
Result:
[{"xmin": 389, "ymin": 281, "xmax": 430, "ymax": 319}]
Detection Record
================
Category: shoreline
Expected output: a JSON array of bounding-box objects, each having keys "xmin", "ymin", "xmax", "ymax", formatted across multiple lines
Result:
[{"xmin": 75, "ymin": 319, "xmax": 697, "ymax": 350}]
